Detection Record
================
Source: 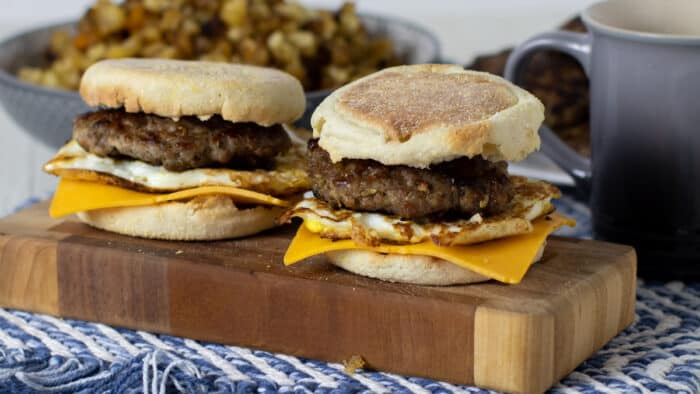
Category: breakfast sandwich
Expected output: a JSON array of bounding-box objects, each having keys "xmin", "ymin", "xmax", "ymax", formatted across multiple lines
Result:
[
  {"xmin": 44, "ymin": 58, "xmax": 309, "ymax": 240},
  {"xmin": 280, "ymin": 64, "xmax": 574, "ymax": 285}
]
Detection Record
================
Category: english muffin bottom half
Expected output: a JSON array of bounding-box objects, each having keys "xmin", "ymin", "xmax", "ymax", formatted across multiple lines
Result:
[
  {"xmin": 44, "ymin": 58, "xmax": 309, "ymax": 240},
  {"xmin": 280, "ymin": 64, "xmax": 574, "ymax": 285}
]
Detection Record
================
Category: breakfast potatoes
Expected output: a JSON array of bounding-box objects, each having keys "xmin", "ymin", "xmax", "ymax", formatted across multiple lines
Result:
[{"xmin": 18, "ymin": 0, "xmax": 401, "ymax": 91}]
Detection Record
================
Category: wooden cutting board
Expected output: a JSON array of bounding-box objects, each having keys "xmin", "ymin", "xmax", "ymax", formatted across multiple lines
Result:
[{"xmin": 0, "ymin": 201, "xmax": 636, "ymax": 394}]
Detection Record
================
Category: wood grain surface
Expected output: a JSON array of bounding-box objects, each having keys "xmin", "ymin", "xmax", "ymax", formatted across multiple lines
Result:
[{"xmin": 0, "ymin": 202, "xmax": 636, "ymax": 393}]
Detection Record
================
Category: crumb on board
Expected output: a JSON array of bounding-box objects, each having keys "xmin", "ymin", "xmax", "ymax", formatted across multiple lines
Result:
[
  {"xmin": 342, "ymin": 355, "xmax": 365, "ymax": 374},
  {"xmin": 175, "ymin": 250, "xmax": 184, "ymax": 255}
]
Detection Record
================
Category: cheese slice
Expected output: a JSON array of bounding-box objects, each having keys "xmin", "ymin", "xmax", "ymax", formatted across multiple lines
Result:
[
  {"xmin": 49, "ymin": 178, "xmax": 289, "ymax": 218},
  {"xmin": 284, "ymin": 213, "xmax": 574, "ymax": 284}
]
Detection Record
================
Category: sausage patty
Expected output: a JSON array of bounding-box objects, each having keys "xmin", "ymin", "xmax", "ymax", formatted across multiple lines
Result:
[
  {"xmin": 308, "ymin": 139, "xmax": 512, "ymax": 220},
  {"xmin": 73, "ymin": 109, "xmax": 291, "ymax": 171}
]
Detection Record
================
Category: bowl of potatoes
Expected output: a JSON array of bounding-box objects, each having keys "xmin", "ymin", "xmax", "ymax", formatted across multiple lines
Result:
[{"xmin": 0, "ymin": 1, "xmax": 440, "ymax": 149}]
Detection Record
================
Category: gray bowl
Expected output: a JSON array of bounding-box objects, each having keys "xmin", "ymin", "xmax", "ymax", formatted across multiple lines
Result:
[{"xmin": 0, "ymin": 15, "xmax": 440, "ymax": 149}]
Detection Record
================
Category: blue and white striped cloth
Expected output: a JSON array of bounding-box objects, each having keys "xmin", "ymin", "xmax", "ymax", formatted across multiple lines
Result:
[{"xmin": 1, "ymin": 196, "xmax": 698, "ymax": 393}]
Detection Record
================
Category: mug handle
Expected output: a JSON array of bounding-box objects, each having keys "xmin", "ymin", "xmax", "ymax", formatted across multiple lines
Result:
[{"xmin": 504, "ymin": 31, "xmax": 593, "ymax": 197}]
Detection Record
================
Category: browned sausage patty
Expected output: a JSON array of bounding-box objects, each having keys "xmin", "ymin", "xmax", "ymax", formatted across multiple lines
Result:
[
  {"xmin": 73, "ymin": 109, "xmax": 291, "ymax": 171},
  {"xmin": 308, "ymin": 139, "xmax": 512, "ymax": 220}
]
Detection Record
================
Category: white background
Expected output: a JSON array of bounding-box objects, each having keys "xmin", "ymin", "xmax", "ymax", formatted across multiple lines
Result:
[{"xmin": 0, "ymin": 0, "xmax": 598, "ymax": 215}]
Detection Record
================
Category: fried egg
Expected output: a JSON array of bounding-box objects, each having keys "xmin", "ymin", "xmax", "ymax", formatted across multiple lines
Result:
[
  {"xmin": 281, "ymin": 176, "xmax": 561, "ymax": 246},
  {"xmin": 44, "ymin": 140, "xmax": 309, "ymax": 196}
]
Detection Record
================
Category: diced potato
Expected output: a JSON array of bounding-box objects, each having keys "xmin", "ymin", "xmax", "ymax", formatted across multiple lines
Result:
[
  {"xmin": 239, "ymin": 38, "xmax": 270, "ymax": 65},
  {"xmin": 220, "ymin": 0, "xmax": 247, "ymax": 27},
  {"xmin": 160, "ymin": 9, "xmax": 182, "ymax": 31},
  {"xmin": 85, "ymin": 43, "xmax": 106, "ymax": 61},
  {"xmin": 41, "ymin": 71, "xmax": 61, "ymax": 88},
  {"xmin": 49, "ymin": 30, "xmax": 72, "ymax": 53},
  {"xmin": 17, "ymin": 68, "xmax": 43, "ymax": 84},
  {"xmin": 339, "ymin": 3, "xmax": 361, "ymax": 34},
  {"xmin": 138, "ymin": 26, "xmax": 161, "ymax": 43},
  {"xmin": 287, "ymin": 30, "xmax": 316, "ymax": 57},
  {"xmin": 94, "ymin": 0, "xmax": 126, "ymax": 35},
  {"xmin": 125, "ymin": 4, "xmax": 146, "ymax": 31},
  {"xmin": 143, "ymin": 0, "xmax": 169, "ymax": 13}
]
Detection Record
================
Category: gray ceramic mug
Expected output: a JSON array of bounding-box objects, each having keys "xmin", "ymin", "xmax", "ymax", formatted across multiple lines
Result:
[{"xmin": 505, "ymin": 0, "xmax": 700, "ymax": 277}]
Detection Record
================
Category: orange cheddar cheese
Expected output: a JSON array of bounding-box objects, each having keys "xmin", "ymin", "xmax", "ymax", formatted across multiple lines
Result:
[
  {"xmin": 284, "ymin": 213, "xmax": 574, "ymax": 284},
  {"xmin": 49, "ymin": 178, "xmax": 288, "ymax": 218}
]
